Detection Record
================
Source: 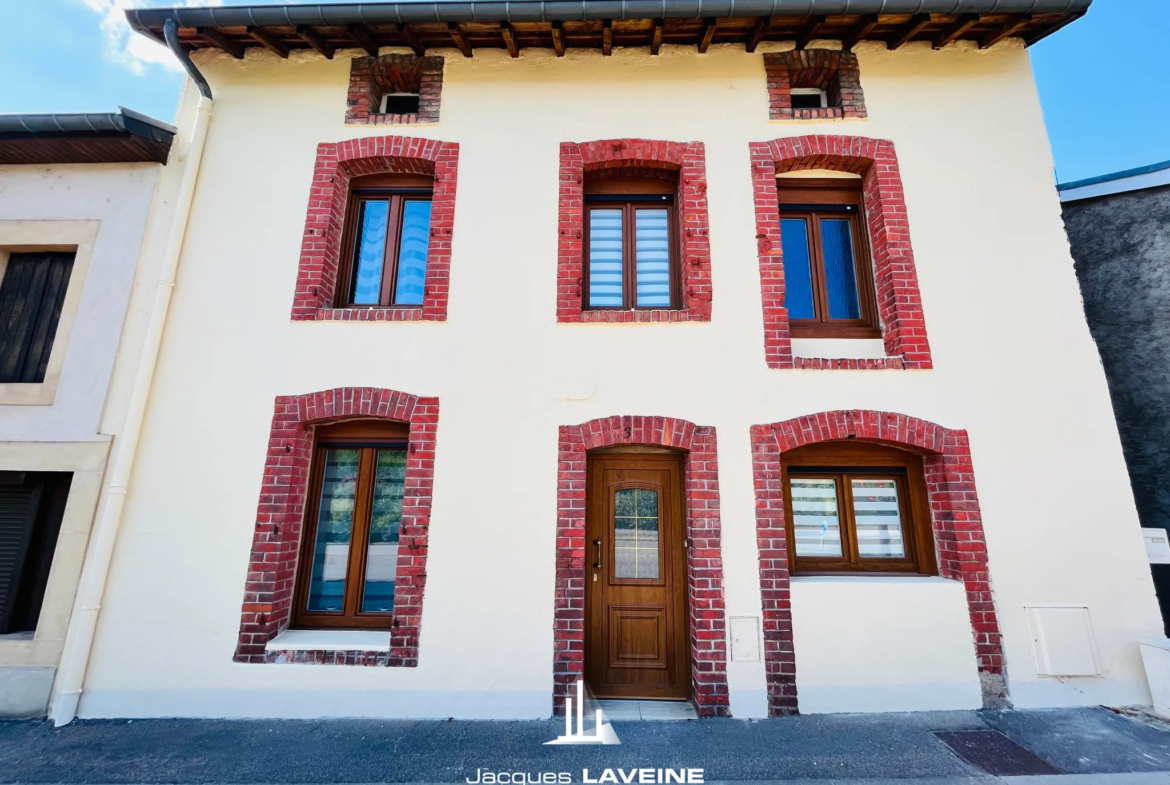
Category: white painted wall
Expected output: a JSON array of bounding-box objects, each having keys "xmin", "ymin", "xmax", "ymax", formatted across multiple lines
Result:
[
  {"xmin": 0, "ymin": 163, "xmax": 160, "ymax": 441},
  {"xmin": 77, "ymin": 38, "xmax": 1163, "ymax": 720}
]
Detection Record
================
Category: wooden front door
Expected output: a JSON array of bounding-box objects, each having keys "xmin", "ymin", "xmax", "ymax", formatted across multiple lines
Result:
[{"xmin": 585, "ymin": 452, "xmax": 689, "ymax": 700}]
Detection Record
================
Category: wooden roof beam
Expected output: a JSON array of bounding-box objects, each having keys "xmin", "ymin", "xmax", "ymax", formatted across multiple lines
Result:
[
  {"xmin": 449, "ymin": 22, "xmax": 473, "ymax": 57},
  {"xmin": 394, "ymin": 23, "xmax": 425, "ymax": 57},
  {"xmin": 501, "ymin": 23, "xmax": 519, "ymax": 57},
  {"xmin": 980, "ymin": 13, "xmax": 1032, "ymax": 49},
  {"xmin": 247, "ymin": 26, "xmax": 288, "ymax": 58},
  {"xmin": 1023, "ymin": 12, "xmax": 1079, "ymax": 46},
  {"xmin": 550, "ymin": 21, "xmax": 565, "ymax": 56},
  {"xmin": 890, "ymin": 13, "xmax": 932, "ymax": 50},
  {"xmin": 199, "ymin": 27, "xmax": 244, "ymax": 59},
  {"xmin": 795, "ymin": 16, "xmax": 826, "ymax": 50},
  {"xmin": 296, "ymin": 25, "xmax": 335, "ymax": 59},
  {"xmin": 650, "ymin": 19, "xmax": 663, "ymax": 55},
  {"xmin": 347, "ymin": 23, "xmax": 381, "ymax": 57},
  {"xmin": 698, "ymin": 18, "xmax": 717, "ymax": 53},
  {"xmin": 842, "ymin": 15, "xmax": 878, "ymax": 51},
  {"xmin": 744, "ymin": 16, "xmax": 771, "ymax": 54},
  {"xmin": 933, "ymin": 14, "xmax": 979, "ymax": 49},
  {"xmin": 602, "ymin": 19, "xmax": 613, "ymax": 56}
]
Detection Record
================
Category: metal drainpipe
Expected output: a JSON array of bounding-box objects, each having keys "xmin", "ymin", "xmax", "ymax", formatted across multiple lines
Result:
[{"xmin": 50, "ymin": 19, "xmax": 213, "ymax": 726}]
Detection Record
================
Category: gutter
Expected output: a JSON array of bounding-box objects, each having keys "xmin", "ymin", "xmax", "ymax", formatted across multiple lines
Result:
[
  {"xmin": 50, "ymin": 18, "xmax": 214, "ymax": 727},
  {"xmin": 0, "ymin": 108, "xmax": 176, "ymax": 143}
]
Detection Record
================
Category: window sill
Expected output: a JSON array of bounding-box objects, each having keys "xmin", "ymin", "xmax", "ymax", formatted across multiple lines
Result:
[
  {"xmin": 792, "ymin": 357, "xmax": 905, "ymax": 370},
  {"xmin": 791, "ymin": 574, "xmax": 951, "ymax": 585},
  {"xmin": 309, "ymin": 307, "xmax": 426, "ymax": 322},
  {"xmin": 0, "ymin": 380, "xmax": 58, "ymax": 406},
  {"xmin": 576, "ymin": 309, "xmax": 699, "ymax": 324},
  {"xmin": 264, "ymin": 629, "xmax": 391, "ymax": 653}
]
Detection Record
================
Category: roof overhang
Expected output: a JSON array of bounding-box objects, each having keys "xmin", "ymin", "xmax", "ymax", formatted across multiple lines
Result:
[
  {"xmin": 1058, "ymin": 160, "xmax": 1170, "ymax": 203},
  {"xmin": 0, "ymin": 108, "xmax": 176, "ymax": 166},
  {"xmin": 125, "ymin": 0, "xmax": 1092, "ymax": 60}
]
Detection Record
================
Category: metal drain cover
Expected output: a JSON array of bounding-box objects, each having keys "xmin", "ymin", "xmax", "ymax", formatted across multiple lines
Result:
[{"xmin": 933, "ymin": 730, "xmax": 1062, "ymax": 776}]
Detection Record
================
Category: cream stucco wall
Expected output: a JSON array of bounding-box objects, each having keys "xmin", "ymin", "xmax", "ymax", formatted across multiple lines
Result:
[{"xmin": 77, "ymin": 38, "xmax": 1163, "ymax": 719}]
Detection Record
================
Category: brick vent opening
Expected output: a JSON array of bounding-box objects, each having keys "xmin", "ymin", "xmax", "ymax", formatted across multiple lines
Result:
[
  {"xmin": 233, "ymin": 387, "xmax": 439, "ymax": 667},
  {"xmin": 749, "ymin": 135, "xmax": 932, "ymax": 370},
  {"xmin": 346, "ymin": 54, "xmax": 444, "ymax": 125},
  {"xmin": 558, "ymin": 139, "xmax": 713, "ymax": 323},
  {"xmin": 764, "ymin": 50, "xmax": 866, "ymax": 121},
  {"xmin": 291, "ymin": 136, "xmax": 458, "ymax": 322},
  {"xmin": 554, "ymin": 416, "xmax": 730, "ymax": 717},
  {"xmin": 750, "ymin": 410, "xmax": 1006, "ymax": 715}
]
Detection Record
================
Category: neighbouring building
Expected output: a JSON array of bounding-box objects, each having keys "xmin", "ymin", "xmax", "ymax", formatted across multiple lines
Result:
[
  {"xmin": 0, "ymin": 108, "xmax": 175, "ymax": 717},
  {"xmin": 1060, "ymin": 161, "xmax": 1170, "ymax": 634},
  {"xmin": 43, "ymin": 0, "xmax": 1166, "ymax": 723}
]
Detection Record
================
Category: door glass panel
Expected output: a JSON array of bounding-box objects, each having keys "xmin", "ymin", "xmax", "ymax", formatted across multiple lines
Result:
[
  {"xmin": 851, "ymin": 478, "xmax": 906, "ymax": 558},
  {"xmin": 613, "ymin": 487, "xmax": 660, "ymax": 579},
  {"xmin": 306, "ymin": 449, "xmax": 360, "ymax": 612},
  {"xmin": 790, "ymin": 478, "xmax": 843, "ymax": 556},
  {"xmin": 634, "ymin": 208, "xmax": 671, "ymax": 307},
  {"xmin": 820, "ymin": 217, "xmax": 861, "ymax": 319},
  {"xmin": 361, "ymin": 449, "xmax": 406, "ymax": 613},
  {"xmin": 588, "ymin": 209, "xmax": 624, "ymax": 307},
  {"xmin": 779, "ymin": 217, "xmax": 815, "ymax": 319},
  {"xmin": 394, "ymin": 200, "xmax": 432, "ymax": 306},
  {"xmin": 351, "ymin": 200, "xmax": 390, "ymax": 305}
]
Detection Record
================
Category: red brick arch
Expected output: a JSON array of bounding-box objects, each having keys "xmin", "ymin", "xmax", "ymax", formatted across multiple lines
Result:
[
  {"xmin": 749, "ymin": 135, "xmax": 932, "ymax": 370},
  {"xmin": 233, "ymin": 387, "xmax": 439, "ymax": 667},
  {"xmin": 554, "ymin": 416, "xmax": 729, "ymax": 716},
  {"xmin": 291, "ymin": 135, "xmax": 459, "ymax": 322},
  {"xmin": 558, "ymin": 139, "xmax": 712, "ymax": 323},
  {"xmin": 750, "ymin": 410, "xmax": 1004, "ymax": 715}
]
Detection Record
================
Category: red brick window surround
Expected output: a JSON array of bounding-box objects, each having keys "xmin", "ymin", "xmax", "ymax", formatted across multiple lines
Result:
[
  {"xmin": 555, "ymin": 416, "xmax": 730, "ymax": 717},
  {"xmin": 291, "ymin": 136, "xmax": 459, "ymax": 322},
  {"xmin": 750, "ymin": 135, "xmax": 932, "ymax": 370},
  {"xmin": 764, "ymin": 50, "xmax": 867, "ymax": 121},
  {"xmin": 233, "ymin": 387, "xmax": 439, "ymax": 667},
  {"xmin": 558, "ymin": 140, "xmax": 712, "ymax": 323},
  {"xmin": 750, "ymin": 410, "xmax": 1006, "ymax": 716},
  {"xmin": 346, "ymin": 54, "xmax": 444, "ymax": 125}
]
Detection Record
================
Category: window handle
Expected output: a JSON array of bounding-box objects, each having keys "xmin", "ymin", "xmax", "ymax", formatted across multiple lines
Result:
[{"xmin": 593, "ymin": 538, "xmax": 602, "ymax": 570}]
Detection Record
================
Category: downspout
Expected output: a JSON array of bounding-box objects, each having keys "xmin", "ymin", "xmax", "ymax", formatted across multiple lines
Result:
[{"xmin": 51, "ymin": 19, "xmax": 213, "ymax": 726}]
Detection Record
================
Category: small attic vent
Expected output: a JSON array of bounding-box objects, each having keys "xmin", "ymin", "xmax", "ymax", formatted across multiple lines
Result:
[
  {"xmin": 790, "ymin": 88, "xmax": 827, "ymax": 110},
  {"xmin": 381, "ymin": 92, "xmax": 421, "ymax": 115}
]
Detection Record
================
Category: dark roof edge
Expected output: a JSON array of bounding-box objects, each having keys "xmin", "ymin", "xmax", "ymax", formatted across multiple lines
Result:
[
  {"xmin": 0, "ymin": 108, "xmax": 176, "ymax": 142},
  {"xmin": 126, "ymin": 0, "xmax": 1093, "ymax": 30},
  {"xmin": 1057, "ymin": 159, "xmax": 1170, "ymax": 192}
]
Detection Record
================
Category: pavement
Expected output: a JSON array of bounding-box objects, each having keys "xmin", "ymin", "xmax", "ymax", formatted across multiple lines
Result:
[{"xmin": 2, "ymin": 706, "xmax": 1170, "ymax": 784}]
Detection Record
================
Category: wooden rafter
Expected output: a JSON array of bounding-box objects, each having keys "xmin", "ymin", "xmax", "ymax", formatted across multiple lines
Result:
[
  {"xmin": 247, "ymin": 26, "xmax": 288, "ymax": 58},
  {"xmin": 1023, "ymin": 12, "xmax": 1079, "ymax": 46},
  {"xmin": 980, "ymin": 13, "xmax": 1032, "ymax": 49},
  {"xmin": 795, "ymin": 16, "xmax": 826, "ymax": 50},
  {"xmin": 842, "ymin": 14, "xmax": 878, "ymax": 51},
  {"xmin": 890, "ymin": 13, "xmax": 932, "ymax": 50},
  {"xmin": 698, "ymin": 18, "xmax": 717, "ymax": 53},
  {"xmin": 744, "ymin": 16, "xmax": 770, "ymax": 53},
  {"xmin": 347, "ymin": 23, "xmax": 380, "ymax": 57},
  {"xmin": 296, "ymin": 25, "xmax": 335, "ymax": 59},
  {"xmin": 550, "ymin": 21, "xmax": 565, "ymax": 56},
  {"xmin": 448, "ymin": 22, "xmax": 473, "ymax": 57},
  {"xmin": 602, "ymin": 19, "xmax": 613, "ymax": 56},
  {"xmin": 650, "ymin": 19, "xmax": 663, "ymax": 55},
  {"xmin": 199, "ymin": 27, "xmax": 244, "ymax": 59},
  {"xmin": 394, "ymin": 23, "xmax": 425, "ymax": 57},
  {"xmin": 501, "ymin": 23, "xmax": 519, "ymax": 57},
  {"xmin": 933, "ymin": 14, "xmax": 979, "ymax": 49}
]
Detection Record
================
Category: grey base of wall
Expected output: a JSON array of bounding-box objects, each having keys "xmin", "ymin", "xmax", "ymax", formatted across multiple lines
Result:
[{"xmin": 0, "ymin": 665, "xmax": 53, "ymax": 718}]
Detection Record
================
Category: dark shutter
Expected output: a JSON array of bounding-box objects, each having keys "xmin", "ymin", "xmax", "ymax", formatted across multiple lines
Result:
[
  {"xmin": 0, "ymin": 485, "xmax": 42, "ymax": 633},
  {"xmin": 0, "ymin": 252, "xmax": 75, "ymax": 384}
]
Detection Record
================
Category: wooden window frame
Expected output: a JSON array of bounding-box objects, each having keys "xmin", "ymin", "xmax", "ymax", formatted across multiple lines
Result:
[
  {"xmin": 336, "ymin": 174, "xmax": 434, "ymax": 309},
  {"xmin": 292, "ymin": 420, "xmax": 409, "ymax": 630},
  {"xmin": 583, "ymin": 175, "xmax": 680, "ymax": 312},
  {"xmin": 776, "ymin": 179, "xmax": 880, "ymax": 339},
  {"xmin": 781, "ymin": 441, "xmax": 937, "ymax": 575}
]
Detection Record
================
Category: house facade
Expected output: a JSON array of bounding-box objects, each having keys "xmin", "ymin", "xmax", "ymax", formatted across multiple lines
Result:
[{"xmin": 49, "ymin": 0, "xmax": 1165, "ymax": 722}]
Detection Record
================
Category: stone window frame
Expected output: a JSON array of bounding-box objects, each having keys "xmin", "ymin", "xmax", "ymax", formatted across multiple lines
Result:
[
  {"xmin": 554, "ymin": 416, "xmax": 730, "ymax": 717},
  {"xmin": 290, "ymin": 136, "xmax": 458, "ymax": 322},
  {"xmin": 346, "ymin": 54, "xmax": 444, "ymax": 125},
  {"xmin": 233, "ymin": 387, "xmax": 439, "ymax": 667},
  {"xmin": 750, "ymin": 410, "xmax": 1006, "ymax": 716},
  {"xmin": 764, "ymin": 50, "xmax": 867, "ymax": 121}
]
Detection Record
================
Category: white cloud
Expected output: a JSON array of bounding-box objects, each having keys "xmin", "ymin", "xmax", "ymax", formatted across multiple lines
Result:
[{"xmin": 77, "ymin": 0, "xmax": 225, "ymax": 76}]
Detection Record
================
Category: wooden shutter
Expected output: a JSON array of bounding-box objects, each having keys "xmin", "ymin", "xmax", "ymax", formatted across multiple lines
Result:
[
  {"xmin": 0, "ymin": 485, "xmax": 42, "ymax": 633},
  {"xmin": 0, "ymin": 252, "xmax": 75, "ymax": 384}
]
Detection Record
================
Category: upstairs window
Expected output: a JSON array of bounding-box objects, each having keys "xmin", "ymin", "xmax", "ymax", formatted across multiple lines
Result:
[
  {"xmin": 777, "ymin": 178, "xmax": 880, "ymax": 338},
  {"xmin": 0, "ymin": 252, "xmax": 74, "ymax": 384},
  {"xmin": 782, "ymin": 442, "xmax": 936, "ymax": 575},
  {"xmin": 585, "ymin": 175, "xmax": 678, "ymax": 310},
  {"xmin": 294, "ymin": 421, "xmax": 408, "ymax": 629},
  {"xmin": 338, "ymin": 174, "xmax": 433, "ymax": 309}
]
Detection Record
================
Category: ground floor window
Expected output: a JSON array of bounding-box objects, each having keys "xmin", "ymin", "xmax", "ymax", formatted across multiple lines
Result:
[{"xmin": 0, "ymin": 471, "xmax": 71, "ymax": 634}]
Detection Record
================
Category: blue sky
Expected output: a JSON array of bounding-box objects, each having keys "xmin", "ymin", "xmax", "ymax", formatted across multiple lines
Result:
[{"xmin": 1, "ymin": 0, "xmax": 1166, "ymax": 183}]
